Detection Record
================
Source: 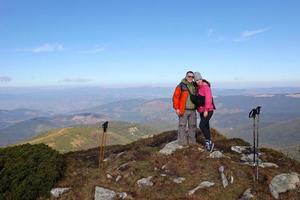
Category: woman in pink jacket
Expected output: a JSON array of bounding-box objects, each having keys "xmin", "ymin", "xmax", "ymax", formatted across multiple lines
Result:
[{"xmin": 194, "ymin": 72, "xmax": 216, "ymax": 152}]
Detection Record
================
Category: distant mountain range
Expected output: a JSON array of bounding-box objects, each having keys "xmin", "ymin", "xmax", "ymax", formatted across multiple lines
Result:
[
  {"xmin": 0, "ymin": 113, "xmax": 109, "ymax": 146},
  {"xmin": 1, "ymin": 93, "xmax": 300, "ymax": 158},
  {"xmin": 78, "ymin": 98, "xmax": 176, "ymax": 123},
  {"xmin": 0, "ymin": 108, "xmax": 50, "ymax": 129},
  {"xmin": 1, "ymin": 86, "xmax": 299, "ymax": 113}
]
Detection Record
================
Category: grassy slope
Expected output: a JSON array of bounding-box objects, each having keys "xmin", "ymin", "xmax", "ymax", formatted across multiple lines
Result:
[
  {"xmin": 22, "ymin": 122, "xmax": 159, "ymax": 153},
  {"xmin": 40, "ymin": 129, "xmax": 300, "ymax": 200}
]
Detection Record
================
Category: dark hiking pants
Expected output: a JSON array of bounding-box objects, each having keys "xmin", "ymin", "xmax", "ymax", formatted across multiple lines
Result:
[{"xmin": 199, "ymin": 111, "xmax": 214, "ymax": 141}]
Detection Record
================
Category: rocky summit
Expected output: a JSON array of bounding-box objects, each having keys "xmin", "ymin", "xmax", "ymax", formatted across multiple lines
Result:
[{"xmin": 43, "ymin": 129, "xmax": 300, "ymax": 200}]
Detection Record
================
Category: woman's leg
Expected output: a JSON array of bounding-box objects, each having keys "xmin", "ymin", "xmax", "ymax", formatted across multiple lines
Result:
[{"xmin": 199, "ymin": 112, "xmax": 213, "ymax": 140}]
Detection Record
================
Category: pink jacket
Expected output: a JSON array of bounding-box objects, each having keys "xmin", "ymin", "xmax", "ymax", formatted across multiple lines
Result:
[{"xmin": 197, "ymin": 82, "xmax": 215, "ymax": 113}]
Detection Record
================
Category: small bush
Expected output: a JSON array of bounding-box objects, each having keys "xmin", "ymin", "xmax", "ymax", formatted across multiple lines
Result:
[{"xmin": 0, "ymin": 144, "xmax": 64, "ymax": 200}]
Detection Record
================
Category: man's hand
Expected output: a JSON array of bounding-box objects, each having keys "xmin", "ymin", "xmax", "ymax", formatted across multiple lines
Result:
[
  {"xmin": 176, "ymin": 109, "xmax": 181, "ymax": 116},
  {"xmin": 204, "ymin": 111, "xmax": 208, "ymax": 118}
]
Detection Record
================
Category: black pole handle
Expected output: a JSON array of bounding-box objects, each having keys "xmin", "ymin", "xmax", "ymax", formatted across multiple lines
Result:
[
  {"xmin": 256, "ymin": 106, "xmax": 261, "ymax": 115},
  {"xmin": 102, "ymin": 121, "xmax": 109, "ymax": 132},
  {"xmin": 249, "ymin": 108, "xmax": 257, "ymax": 118}
]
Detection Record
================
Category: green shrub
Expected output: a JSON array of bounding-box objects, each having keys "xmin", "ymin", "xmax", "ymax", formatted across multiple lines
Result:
[{"xmin": 0, "ymin": 144, "xmax": 64, "ymax": 200}]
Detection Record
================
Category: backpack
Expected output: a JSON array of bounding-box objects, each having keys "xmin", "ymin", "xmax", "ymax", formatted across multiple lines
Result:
[{"xmin": 180, "ymin": 83, "xmax": 205, "ymax": 107}]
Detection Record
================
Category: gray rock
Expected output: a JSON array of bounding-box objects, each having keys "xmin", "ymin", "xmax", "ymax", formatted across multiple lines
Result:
[
  {"xmin": 259, "ymin": 162, "xmax": 279, "ymax": 168},
  {"xmin": 188, "ymin": 181, "xmax": 215, "ymax": 195},
  {"xmin": 239, "ymin": 188, "xmax": 254, "ymax": 200},
  {"xmin": 230, "ymin": 176, "xmax": 234, "ymax": 184},
  {"xmin": 137, "ymin": 176, "xmax": 154, "ymax": 187},
  {"xmin": 106, "ymin": 174, "xmax": 113, "ymax": 179},
  {"xmin": 95, "ymin": 187, "xmax": 127, "ymax": 200},
  {"xmin": 50, "ymin": 188, "xmax": 71, "ymax": 198},
  {"xmin": 209, "ymin": 151, "xmax": 224, "ymax": 158},
  {"xmin": 269, "ymin": 172, "xmax": 300, "ymax": 199},
  {"xmin": 118, "ymin": 192, "xmax": 128, "ymax": 199},
  {"xmin": 116, "ymin": 175, "xmax": 122, "ymax": 182},
  {"xmin": 172, "ymin": 177, "xmax": 186, "ymax": 184},
  {"xmin": 218, "ymin": 166, "xmax": 229, "ymax": 188},
  {"xmin": 160, "ymin": 174, "xmax": 167, "ymax": 177},
  {"xmin": 161, "ymin": 164, "xmax": 167, "ymax": 170},
  {"xmin": 117, "ymin": 152, "xmax": 125, "ymax": 158},
  {"xmin": 159, "ymin": 140, "xmax": 183, "ymax": 155},
  {"xmin": 118, "ymin": 162, "xmax": 130, "ymax": 171},
  {"xmin": 231, "ymin": 146, "xmax": 252, "ymax": 154},
  {"xmin": 95, "ymin": 187, "xmax": 116, "ymax": 200},
  {"xmin": 241, "ymin": 153, "xmax": 262, "ymax": 163}
]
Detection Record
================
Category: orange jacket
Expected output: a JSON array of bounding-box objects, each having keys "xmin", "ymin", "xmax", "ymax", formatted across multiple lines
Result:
[{"xmin": 172, "ymin": 83, "xmax": 189, "ymax": 116}]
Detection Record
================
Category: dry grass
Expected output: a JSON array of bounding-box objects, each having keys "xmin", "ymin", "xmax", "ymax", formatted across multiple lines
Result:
[{"xmin": 40, "ymin": 129, "xmax": 300, "ymax": 200}]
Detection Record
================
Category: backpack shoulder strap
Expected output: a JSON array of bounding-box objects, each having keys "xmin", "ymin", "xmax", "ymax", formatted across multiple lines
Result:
[{"xmin": 179, "ymin": 82, "xmax": 191, "ymax": 94}]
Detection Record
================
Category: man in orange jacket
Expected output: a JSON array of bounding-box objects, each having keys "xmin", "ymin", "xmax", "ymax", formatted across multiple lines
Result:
[{"xmin": 172, "ymin": 71, "xmax": 197, "ymax": 146}]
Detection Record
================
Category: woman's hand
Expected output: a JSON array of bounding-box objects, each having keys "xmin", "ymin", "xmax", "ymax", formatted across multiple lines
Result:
[
  {"xmin": 204, "ymin": 111, "xmax": 208, "ymax": 118},
  {"xmin": 176, "ymin": 109, "xmax": 181, "ymax": 116}
]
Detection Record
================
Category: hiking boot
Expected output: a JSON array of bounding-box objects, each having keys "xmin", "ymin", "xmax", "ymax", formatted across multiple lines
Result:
[
  {"xmin": 208, "ymin": 142, "xmax": 215, "ymax": 152},
  {"xmin": 205, "ymin": 140, "xmax": 210, "ymax": 151},
  {"xmin": 205, "ymin": 140, "xmax": 214, "ymax": 152}
]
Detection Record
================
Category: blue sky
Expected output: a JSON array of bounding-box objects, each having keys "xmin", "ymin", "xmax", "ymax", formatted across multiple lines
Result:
[{"xmin": 0, "ymin": 0, "xmax": 300, "ymax": 88}]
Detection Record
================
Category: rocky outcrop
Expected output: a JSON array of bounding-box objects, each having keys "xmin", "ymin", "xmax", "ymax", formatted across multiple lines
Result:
[
  {"xmin": 269, "ymin": 172, "xmax": 300, "ymax": 199},
  {"xmin": 159, "ymin": 140, "xmax": 183, "ymax": 155}
]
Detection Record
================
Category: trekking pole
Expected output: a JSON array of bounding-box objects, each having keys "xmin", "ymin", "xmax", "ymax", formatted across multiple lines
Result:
[
  {"xmin": 99, "ymin": 121, "xmax": 108, "ymax": 169},
  {"xmin": 249, "ymin": 108, "xmax": 257, "ymax": 181},
  {"xmin": 255, "ymin": 106, "xmax": 261, "ymax": 180}
]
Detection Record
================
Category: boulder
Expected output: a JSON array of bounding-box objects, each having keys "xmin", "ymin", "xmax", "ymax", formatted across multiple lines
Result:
[
  {"xmin": 239, "ymin": 188, "xmax": 254, "ymax": 200},
  {"xmin": 95, "ymin": 187, "xmax": 127, "ymax": 200},
  {"xmin": 94, "ymin": 187, "xmax": 116, "ymax": 200},
  {"xmin": 50, "ymin": 188, "xmax": 71, "ymax": 198},
  {"xmin": 209, "ymin": 151, "xmax": 224, "ymax": 159},
  {"xmin": 137, "ymin": 176, "xmax": 154, "ymax": 187},
  {"xmin": 269, "ymin": 172, "xmax": 300, "ymax": 199},
  {"xmin": 188, "ymin": 181, "xmax": 215, "ymax": 195},
  {"xmin": 159, "ymin": 140, "xmax": 183, "ymax": 155}
]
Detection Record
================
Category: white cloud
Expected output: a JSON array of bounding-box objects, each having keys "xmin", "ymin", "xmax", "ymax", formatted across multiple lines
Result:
[
  {"xmin": 21, "ymin": 43, "xmax": 64, "ymax": 53},
  {"xmin": 242, "ymin": 28, "xmax": 270, "ymax": 38},
  {"xmin": 59, "ymin": 78, "xmax": 92, "ymax": 83},
  {"xmin": 78, "ymin": 47, "xmax": 105, "ymax": 54},
  {"xmin": 234, "ymin": 27, "xmax": 270, "ymax": 42},
  {"xmin": 0, "ymin": 76, "xmax": 12, "ymax": 82}
]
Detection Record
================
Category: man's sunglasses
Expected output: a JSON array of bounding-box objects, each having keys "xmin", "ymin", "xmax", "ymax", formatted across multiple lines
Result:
[{"xmin": 187, "ymin": 76, "xmax": 194, "ymax": 78}]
